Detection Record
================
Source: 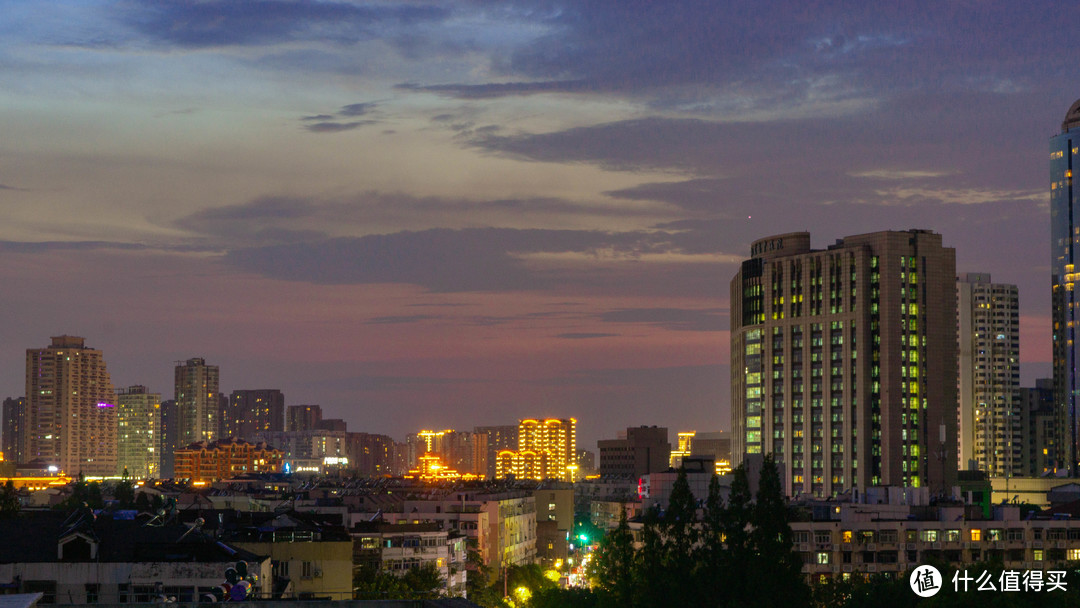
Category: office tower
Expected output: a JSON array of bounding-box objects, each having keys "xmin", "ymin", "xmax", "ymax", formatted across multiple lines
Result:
[
  {"xmin": 496, "ymin": 418, "xmax": 577, "ymax": 482},
  {"xmin": 287, "ymin": 404, "xmax": 322, "ymax": 432},
  {"xmin": 24, "ymin": 336, "xmax": 117, "ymax": 476},
  {"xmin": 2, "ymin": 397, "xmax": 25, "ymax": 463},
  {"xmin": 174, "ymin": 358, "xmax": 219, "ymax": 446},
  {"xmin": 159, "ymin": 399, "xmax": 178, "ymax": 478},
  {"xmin": 957, "ymin": 273, "xmax": 1020, "ymax": 476},
  {"xmin": 116, "ymin": 385, "xmax": 161, "ymax": 479},
  {"xmin": 731, "ymin": 230, "xmax": 958, "ymax": 497},
  {"xmin": 227, "ymin": 389, "xmax": 284, "ymax": 439},
  {"xmin": 1051, "ymin": 97, "xmax": 1080, "ymax": 474},
  {"xmin": 475, "ymin": 425, "xmax": 518, "ymax": 479},
  {"xmin": 1020, "ymin": 379, "xmax": 1056, "ymax": 476},
  {"xmin": 598, "ymin": 426, "xmax": 670, "ymax": 478}
]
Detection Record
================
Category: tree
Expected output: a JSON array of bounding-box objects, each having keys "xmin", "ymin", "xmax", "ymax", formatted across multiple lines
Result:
[
  {"xmin": 695, "ymin": 474, "xmax": 725, "ymax": 608},
  {"xmin": 588, "ymin": 507, "xmax": 636, "ymax": 608},
  {"xmin": 750, "ymin": 454, "xmax": 809, "ymax": 608},
  {"xmin": 0, "ymin": 480, "xmax": 19, "ymax": 519},
  {"xmin": 114, "ymin": 478, "xmax": 135, "ymax": 508},
  {"xmin": 720, "ymin": 464, "xmax": 753, "ymax": 608},
  {"xmin": 661, "ymin": 467, "xmax": 699, "ymax": 606},
  {"xmin": 401, "ymin": 563, "xmax": 445, "ymax": 599}
]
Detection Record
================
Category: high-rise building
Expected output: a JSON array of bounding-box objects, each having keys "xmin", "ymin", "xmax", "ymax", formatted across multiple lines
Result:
[
  {"xmin": 286, "ymin": 404, "xmax": 322, "ymax": 432},
  {"xmin": 496, "ymin": 418, "xmax": 577, "ymax": 482},
  {"xmin": 346, "ymin": 432, "xmax": 397, "ymax": 477},
  {"xmin": 174, "ymin": 358, "xmax": 219, "ymax": 447},
  {"xmin": 597, "ymin": 426, "xmax": 670, "ymax": 479},
  {"xmin": 226, "ymin": 389, "xmax": 285, "ymax": 439},
  {"xmin": 24, "ymin": 336, "xmax": 117, "ymax": 476},
  {"xmin": 475, "ymin": 425, "xmax": 518, "ymax": 479},
  {"xmin": 1051, "ymin": 97, "xmax": 1080, "ymax": 474},
  {"xmin": 2, "ymin": 397, "xmax": 25, "ymax": 464},
  {"xmin": 116, "ymin": 385, "xmax": 161, "ymax": 479},
  {"xmin": 159, "ymin": 399, "xmax": 178, "ymax": 478},
  {"xmin": 730, "ymin": 231, "xmax": 958, "ymax": 497},
  {"xmin": 957, "ymin": 273, "xmax": 1020, "ymax": 476},
  {"xmin": 1019, "ymin": 379, "xmax": 1056, "ymax": 477}
]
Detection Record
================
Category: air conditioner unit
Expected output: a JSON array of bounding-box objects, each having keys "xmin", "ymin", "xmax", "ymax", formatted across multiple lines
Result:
[
  {"xmin": 842, "ymin": 565, "xmax": 853, "ymax": 573},
  {"xmin": 314, "ymin": 569, "xmax": 323, "ymax": 578},
  {"xmin": 867, "ymin": 543, "xmax": 876, "ymax": 551},
  {"xmin": 868, "ymin": 565, "xmax": 877, "ymax": 572},
  {"xmin": 932, "ymin": 542, "xmax": 942, "ymax": 550},
  {"xmin": 800, "ymin": 543, "xmax": 810, "ymax": 551}
]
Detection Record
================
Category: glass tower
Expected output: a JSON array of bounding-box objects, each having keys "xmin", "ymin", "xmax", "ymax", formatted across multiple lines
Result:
[{"xmin": 1051, "ymin": 98, "xmax": 1080, "ymax": 474}]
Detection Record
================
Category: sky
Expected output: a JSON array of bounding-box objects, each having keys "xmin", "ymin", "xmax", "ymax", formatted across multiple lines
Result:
[{"xmin": 1, "ymin": 0, "xmax": 1078, "ymax": 450}]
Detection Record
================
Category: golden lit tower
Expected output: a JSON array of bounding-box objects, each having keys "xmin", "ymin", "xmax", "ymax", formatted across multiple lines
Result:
[
  {"xmin": 24, "ymin": 336, "xmax": 117, "ymax": 476},
  {"xmin": 496, "ymin": 418, "xmax": 577, "ymax": 481}
]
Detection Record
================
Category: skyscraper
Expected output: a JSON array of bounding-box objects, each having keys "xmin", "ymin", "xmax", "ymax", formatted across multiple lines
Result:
[
  {"xmin": 226, "ymin": 389, "xmax": 285, "ymax": 439},
  {"xmin": 1051, "ymin": 97, "xmax": 1080, "ymax": 474},
  {"xmin": 1, "ymin": 397, "xmax": 25, "ymax": 464},
  {"xmin": 116, "ymin": 385, "xmax": 161, "ymax": 479},
  {"xmin": 1019, "ymin": 379, "xmax": 1056, "ymax": 477},
  {"xmin": 731, "ymin": 231, "xmax": 958, "ymax": 497},
  {"xmin": 286, "ymin": 404, "xmax": 323, "ymax": 432},
  {"xmin": 496, "ymin": 418, "xmax": 577, "ymax": 482},
  {"xmin": 957, "ymin": 273, "xmax": 1020, "ymax": 476},
  {"xmin": 24, "ymin": 336, "xmax": 117, "ymax": 476},
  {"xmin": 174, "ymin": 358, "xmax": 219, "ymax": 447}
]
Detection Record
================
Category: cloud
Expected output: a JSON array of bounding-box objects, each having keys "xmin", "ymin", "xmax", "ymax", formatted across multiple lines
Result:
[
  {"xmin": 339, "ymin": 102, "xmax": 377, "ymax": 117},
  {"xmin": 303, "ymin": 120, "xmax": 376, "ymax": 133},
  {"xmin": 301, "ymin": 114, "xmax": 335, "ymax": 121},
  {"xmin": 366, "ymin": 314, "xmax": 442, "ymax": 325},
  {"xmin": 599, "ymin": 308, "xmax": 727, "ymax": 332},
  {"xmin": 0, "ymin": 240, "xmax": 147, "ymax": 253},
  {"xmin": 555, "ymin": 332, "xmax": 619, "ymax": 339},
  {"xmin": 396, "ymin": 80, "xmax": 593, "ymax": 99}
]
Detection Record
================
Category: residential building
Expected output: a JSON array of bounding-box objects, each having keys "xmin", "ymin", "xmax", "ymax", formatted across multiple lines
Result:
[
  {"xmin": 350, "ymin": 522, "xmax": 468, "ymax": 598},
  {"xmin": 730, "ymin": 230, "xmax": 959, "ymax": 497},
  {"xmin": 345, "ymin": 432, "xmax": 397, "ymax": 477},
  {"xmin": 252, "ymin": 429, "xmax": 347, "ymax": 472},
  {"xmin": 173, "ymin": 437, "xmax": 283, "ymax": 482},
  {"xmin": 286, "ymin": 404, "xmax": 322, "ymax": 432},
  {"xmin": 1020, "ymin": 379, "xmax": 1056, "ymax": 477},
  {"xmin": 115, "ymin": 385, "xmax": 161, "ymax": 479},
  {"xmin": 159, "ymin": 399, "xmax": 177, "ymax": 478},
  {"xmin": 316, "ymin": 418, "xmax": 347, "ymax": 432},
  {"xmin": 496, "ymin": 418, "xmax": 577, "ymax": 482},
  {"xmin": 598, "ymin": 426, "xmax": 670, "ymax": 479},
  {"xmin": 173, "ymin": 358, "xmax": 219, "ymax": 446},
  {"xmin": 2, "ymin": 397, "xmax": 25, "ymax": 464},
  {"xmin": 24, "ymin": 336, "xmax": 117, "ymax": 477},
  {"xmin": 1051, "ymin": 97, "xmax": 1080, "ymax": 474},
  {"xmin": 957, "ymin": 273, "xmax": 1021, "ymax": 476},
  {"xmin": 475, "ymin": 425, "xmax": 518, "ymax": 479},
  {"xmin": 226, "ymin": 389, "xmax": 285, "ymax": 439}
]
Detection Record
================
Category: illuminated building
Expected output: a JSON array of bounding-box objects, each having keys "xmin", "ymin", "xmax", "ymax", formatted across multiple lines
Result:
[
  {"xmin": 173, "ymin": 437, "xmax": 283, "ymax": 482},
  {"xmin": 475, "ymin": 425, "xmax": 517, "ymax": 478},
  {"xmin": 24, "ymin": 336, "xmax": 117, "ymax": 477},
  {"xmin": 731, "ymin": 231, "xmax": 958, "ymax": 497},
  {"xmin": 496, "ymin": 418, "xmax": 577, "ymax": 482},
  {"xmin": 403, "ymin": 453, "xmax": 477, "ymax": 481},
  {"xmin": 346, "ymin": 432, "xmax": 397, "ymax": 476},
  {"xmin": 174, "ymin": 358, "xmax": 219, "ymax": 446},
  {"xmin": 406, "ymin": 429, "xmax": 485, "ymax": 476},
  {"xmin": 225, "ymin": 389, "xmax": 284, "ymax": 439},
  {"xmin": 115, "ymin": 385, "xmax": 161, "ymax": 479},
  {"xmin": 669, "ymin": 431, "xmax": 695, "ymax": 468},
  {"xmin": 1051, "ymin": 97, "xmax": 1080, "ymax": 474},
  {"xmin": 670, "ymin": 430, "xmax": 732, "ymax": 475},
  {"xmin": 957, "ymin": 274, "xmax": 1020, "ymax": 476}
]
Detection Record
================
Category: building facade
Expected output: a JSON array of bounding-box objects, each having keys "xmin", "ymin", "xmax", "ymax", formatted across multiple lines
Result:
[
  {"xmin": 1020, "ymin": 379, "xmax": 1056, "ymax": 477},
  {"xmin": 173, "ymin": 358, "xmax": 219, "ymax": 447},
  {"xmin": 731, "ymin": 231, "xmax": 958, "ymax": 497},
  {"xmin": 226, "ymin": 389, "xmax": 285, "ymax": 439},
  {"xmin": 598, "ymin": 426, "xmax": 670, "ymax": 479},
  {"xmin": 496, "ymin": 418, "xmax": 577, "ymax": 482},
  {"xmin": 475, "ymin": 425, "xmax": 518, "ymax": 479},
  {"xmin": 957, "ymin": 273, "xmax": 1021, "ymax": 476},
  {"xmin": 173, "ymin": 437, "xmax": 283, "ymax": 482},
  {"xmin": 115, "ymin": 385, "xmax": 161, "ymax": 479},
  {"xmin": 24, "ymin": 336, "xmax": 117, "ymax": 477},
  {"xmin": 1051, "ymin": 97, "xmax": 1080, "ymax": 474},
  {"xmin": 286, "ymin": 404, "xmax": 322, "ymax": 432}
]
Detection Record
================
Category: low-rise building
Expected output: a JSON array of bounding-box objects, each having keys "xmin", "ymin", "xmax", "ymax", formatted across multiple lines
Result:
[
  {"xmin": 173, "ymin": 437, "xmax": 283, "ymax": 482},
  {"xmin": 350, "ymin": 522, "xmax": 468, "ymax": 597}
]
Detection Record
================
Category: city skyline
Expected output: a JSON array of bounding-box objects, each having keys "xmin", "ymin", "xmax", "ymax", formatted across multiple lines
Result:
[{"xmin": 2, "ymin": 2, "xmax": 1078, "ymax": 449}]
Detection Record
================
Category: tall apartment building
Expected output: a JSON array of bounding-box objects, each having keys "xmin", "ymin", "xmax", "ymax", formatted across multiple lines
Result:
[
  {"xmin": 597, "ymin": 426, "xmax": 670, "ymax": 479},
  {"xmin": 346, "ymin": 432, "xmax": 397, "ymax": 476},
  {"xmin": 404, "ymin": 429, "xmax": 484, "ymax": 475},
  {"xmin": 159, "ymin": 399, "xmax": 178, "ymax": 478},
  {"xmin": 174, "ymin": 358, "xmax": 219, "ymax": 447},
  {"xmin": 24, "ymin": 336, "xmax": 117, "ymax": 476},
  {"xmin": 2, "ymin": 397, "xmax": 25, "ymax": 464},
  {"xmin": 1019, "ymin": 379, "xmax": 1056, "ymax": 477},
  {"xmin": 731, "ymin": 231, "xmax": 958, "ymax": 497},
  {"xmin": 475, "ymin": 424, "xmax": 518, "ymax": 479},
  {"xmin": 116, "ymin": 385, "xmax": 161, "ymax": 479},
  {"xmin": 286, "ymin": 404, "xmax": 322, "ymax": 432},
  {"xmin": 957, "ymin": 273, "xmax": 1020, "ymax": 476},
  {"xmin": 496, "ymin": 418, "xmax": 577, "ymax": 482},
  {"xmin": 1051, "ymin": 97, "xmax": 1080, "ymax": 474},
  {"xmin": 225, "ymin": 389, "xmax": 284, "ymax": 439}
]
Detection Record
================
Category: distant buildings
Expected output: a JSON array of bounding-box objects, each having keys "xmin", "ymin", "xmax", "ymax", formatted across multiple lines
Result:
[
  {"xmin": 957, "ymin": 273, "xmax": 1020, "ymax": 476},
  {"xmin": 1051, "ymin": 97, "xmax": 1080, "ymax": 474},
  {"xmin": 1020, "ymin": 379, "xmax": 1056, "ymax": 476},
  {"xmin": 496, "ymin": 418, "xmax": 577, "ymax": 482},
  {"xmin": 346, "ymin": 432, "xmax": 398, "ymax": 476},
  {"xmin": 731, "ymin": 231, "xmax": 959, "ymax": 497},
  {"xmin": 225, "ymin": 389, "xmax": 284, "ymax": 439},
  {"xmin": 475, "ymin": 424, "xmax": 517, "ymax": 479},
  {"xmin": 115, "ymin": 385, "xmax": 161, "ymax": 479},
  {"xmin": 173, "ymin": 437, "xmax": 283, "ymax": 482},
  {"xmin": 25, "ymin": 336, "xmax": 117, "ymax": 477},
  {"xmin": 173, "ymin": 358, "xmax": 219, "ymax": 446},
  {"xmin": 597, "ymin": 426, "xmax": 670, "ymax": 479},
  {"xmin": 1, "ymin": 397, "xmax": 24, "ymax": 464},
  {"xmin": 669, "ymin": 430, "xmax": 731, "ymax": 473},
  {"xmin": 286, "ymin": 404, "xmax": 322, "ymax": 432}
]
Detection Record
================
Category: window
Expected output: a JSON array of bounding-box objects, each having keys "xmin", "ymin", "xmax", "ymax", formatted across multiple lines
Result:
[
  {"xmin": 970, "ymin": 529, "xmax": 981, "ymax": 542},
  {"xmin": 816, "ymin": 552, "xmax": 830, "ymax": 565}
]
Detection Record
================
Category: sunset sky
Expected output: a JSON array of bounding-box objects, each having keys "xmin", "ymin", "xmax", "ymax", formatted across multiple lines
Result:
[{"xmin": 1, "ymin": 1, "xmax": 1078, "ymax": 448}]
